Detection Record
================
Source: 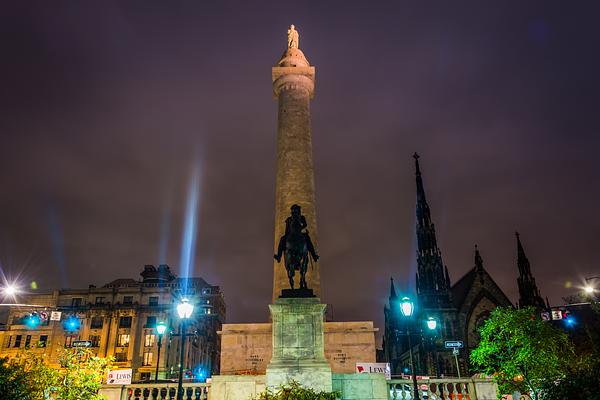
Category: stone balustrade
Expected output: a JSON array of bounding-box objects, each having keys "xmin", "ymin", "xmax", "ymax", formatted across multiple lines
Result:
[
  {"xmin": 100, "ymin": 382, "xmax": 211, "ymax": 400},
  {"xmin": 388, "ymin": 378, "xmax": 490, "ymax": 400}
]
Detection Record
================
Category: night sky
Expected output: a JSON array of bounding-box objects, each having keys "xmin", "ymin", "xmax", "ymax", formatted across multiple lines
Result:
[{"xmin": 1, "ymin": 2, "xmax": 600, "ymax": 339}]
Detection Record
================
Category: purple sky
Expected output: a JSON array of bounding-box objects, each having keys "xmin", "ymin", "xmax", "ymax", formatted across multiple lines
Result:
[{"xmin": 1, "ymin": 2, "xmax": 599, "ymax": 337}]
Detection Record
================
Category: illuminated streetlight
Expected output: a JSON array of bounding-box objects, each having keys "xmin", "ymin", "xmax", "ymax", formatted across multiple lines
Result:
[
  {"xmin": 154, "ymin": 321, "xmax": 168, "ymax": 383},
  {"xmin": 399, "ymin": 296, "xmax": 419, "ymax": 400},
  {"xmin": 584, "ymin": 286, "xmax": 595, "ymax": 294},
  {"xmin": 400, "ymin": 297, "xmax": 414, "ymax": 318},
  {"xmin": 426, "ymin": 317, "xmax": 438, "ymax": 331},
  {"xmin": 176, "ymin": 299, "xmax": 194, "ymax": 400},
  {"xmin": 2, "ymin": 284, "xmax": 19, "ymax": 297}
]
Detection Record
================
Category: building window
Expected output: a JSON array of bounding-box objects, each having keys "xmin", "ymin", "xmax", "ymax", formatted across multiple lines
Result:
[
  {"xmin": 144, "ymin": 334, "xmax": 155, "ymax": 347},
  {"xmin": 24, "ymin": 335, "xmax": 32, "ymax": 348},
  {"xmin": 91, "ymin": 316, "xmax": 103, "ymax": 329},
  {"xmin": 89, "ymin": 335, "xmax": 101, "ymax": 347},
  {"xmin": 142, "ymin": 351, "xmax": 153, "ymax": 366},
  {"xmin": 115, "ymin": 352, "xmax": 128, "ymax": 362},
  {"xmin": 149, "ymin": 296, "xmax": 159, "ymax": 306},
  {"xmin": 14, "ymin": 335, "xmax": 22, "ymax": 348},
  {"xmin": 119, "ymin": 316, "xmax": 132, "ymax": 328},
  {"xmin": 71, "ymin": 298, "xmax": 83, "ymax": 307},
  {"xmin": 7, "ymin": 335, "xmax": 13, "ymax": 348},
  {"xmin": 64, "ymin": 335, "xmax": 75, "ymax": 348},
  {"xmin": 95, "ymin": 297, "xmax": 105, "ymax": 304},
  {"xmin": 145, "ymin": 316, "xmax": 157, "ymax": 328},
  {"xmin": 140, "ymin": 372, "xmax": 151, "ymax": 381},
  {"xmin": 117, "ymin": 334, "xmax": 130, "ymax": 347},
  {"xmin": 38, "ymin": 335, "xmax": 48, "ymax": 348},
  {"xmin": 123, "ymin": 296, "xmax": 133, "ymax": 305}
]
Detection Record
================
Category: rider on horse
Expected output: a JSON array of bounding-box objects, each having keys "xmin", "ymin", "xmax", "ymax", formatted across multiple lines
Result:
[{"xmin": 274, "ymin": 204, "xmax": 319, "ymax": 289}]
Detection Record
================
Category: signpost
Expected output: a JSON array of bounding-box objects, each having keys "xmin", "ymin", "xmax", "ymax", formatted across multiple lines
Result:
[
  {"xmin": 445, "ymin": 340, "xmax": 463, "ymax": 379},
  {"xmin": 444, "ymin": 340, "xmax": 463, "ymax": 349},
  {"xmin": 50, "ymin": 311, "xmax": 62, "ymax": 321}
]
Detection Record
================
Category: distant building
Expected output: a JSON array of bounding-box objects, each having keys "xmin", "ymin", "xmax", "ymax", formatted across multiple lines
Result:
[
  {"xmin": 0, "ymin": 265, "xmax": 225, "ymax": 382},
  {"xmin": 383, "ymin": 155, "xmax": 513, "ymax": 377}
]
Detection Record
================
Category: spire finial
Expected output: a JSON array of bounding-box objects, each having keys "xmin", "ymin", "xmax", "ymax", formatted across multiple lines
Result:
[
  {"xmin": 413, "ymin": 152, "xmax": 421, "ymax": 175},
  {"xmin": 389, "ymin": 277, "xmax": 398, "ymax": 299},
  {"xmin": 474, "ymin": 244, "xmax": 484, "ymax": 271}
]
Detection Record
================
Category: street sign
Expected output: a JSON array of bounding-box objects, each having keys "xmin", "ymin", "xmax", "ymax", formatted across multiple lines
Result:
[
  {"xmin": 452, "ymin": 348, "xmax": 459, "ymax": 356},
  {"xmin": 72, "ymin": 340, "xmax": 92, "ymax": 348},
  {"xmin": 50, "ymin": 311, "xmax": 62, "ymax": 321},
  {"xmin": 551, "ymin": 310, "xmax": 563, "ymax": 320},
  {"xmin": 540, "ymin": 312, "xmax": 550, "ymax": 321},
  {"xmin": 444, "ymin": 340, "xmax": 464, "ymax": 349}
]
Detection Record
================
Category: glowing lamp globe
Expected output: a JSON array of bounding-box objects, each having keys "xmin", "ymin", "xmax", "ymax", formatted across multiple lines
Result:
[
  {"xmin": 156, "ymin": 321, "xmax": 167, "ymax": 336},
  {"xmin": 400, "ymin": 296, "xmax": 414, "ymax": 318},
  {"xmin": 584, "ymin": 286, "xmax": 595, "ymax": 294},
  {"xmin": 426, "ymin": 317, "xmax": 437, "ymax": 330},
  {"xmin": 177, "ymin": 298, "xmax": 194, "ymax": 319},
  {"xmin": 3, "ymin": 284, "xmax": 18, "ymax": 296}
]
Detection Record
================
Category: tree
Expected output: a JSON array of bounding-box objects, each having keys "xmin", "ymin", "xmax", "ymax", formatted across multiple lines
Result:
[
  {"xmin": 541, "ymin": 353, "xmax": 600, "ymax": 400},
  {"xmin": 55, "ymin": 348, "xmax": 113, "ymax": 400},
  {"xmin": 0, "ymin": 357, "xmax": 35, "ymax": 400},
  {"xmin": 0, "ymin": 348, "xmax": 112, "ymax": 400},
  {"xmin": 253, "ymin": 380, "xmax": 340, "ymax": 400},
  {"xmin": 470, "ymin": 307, "xmax": 575, "ymax": 400},
  {"xmin": 2, "ymin": 351, "xmax": 58, "ymax": 400}
]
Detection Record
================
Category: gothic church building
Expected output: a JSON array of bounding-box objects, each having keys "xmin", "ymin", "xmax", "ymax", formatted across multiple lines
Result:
[{"xmin": 383, "ymin": 154, "xmax": 546, "ymax": 377}]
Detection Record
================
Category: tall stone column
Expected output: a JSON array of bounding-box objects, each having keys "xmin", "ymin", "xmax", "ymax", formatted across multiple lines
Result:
[{"xmin": 272, "ymin": 32, "xmax": 320, "ymax": 302}]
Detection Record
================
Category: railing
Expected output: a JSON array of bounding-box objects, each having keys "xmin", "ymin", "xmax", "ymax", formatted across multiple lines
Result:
[
  {"xmin": 120, "ymin": 383, "xmax": 210, "ymax": 400},
  {"xmin": 389, "ymin": 378, "xmax": 477, "ymax": 400}
]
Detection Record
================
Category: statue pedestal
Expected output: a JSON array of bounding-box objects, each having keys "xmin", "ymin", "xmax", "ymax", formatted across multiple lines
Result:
[{"xmin": 266, "ymin": 297, "xmax": 332, "ymax": 392}]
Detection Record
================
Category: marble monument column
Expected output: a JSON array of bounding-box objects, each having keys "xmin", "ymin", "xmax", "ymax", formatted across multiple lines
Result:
[{"xmin": 272, "ymin": 25, "xmax": 320, "ymax": 302}]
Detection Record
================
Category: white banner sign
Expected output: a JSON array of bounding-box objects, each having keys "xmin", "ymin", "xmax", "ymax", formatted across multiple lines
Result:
[
  {"xmin": 106, "ymin": 369, "xmax": 132, "ymax": 385},
  {"xmin": 50, "ymin": 311, "xmax": 62, "ymax": 321},
  {"xmin": 356, "ymin": 362, "xmax": 391, "ymax": 380}
]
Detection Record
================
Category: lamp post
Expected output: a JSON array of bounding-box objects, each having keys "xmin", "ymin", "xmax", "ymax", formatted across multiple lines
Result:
[
  {"xmin": 584, "ymin": 276, "xmax": 600, "ymax": 299},
  {"xmin": 176, "ymin": 299, "xmax": 194, "ymax": 400},
  {"xmin": 154, "ymin": 321, "xmax": 167, "ymax": 383},
  {"xmin": 400, "ymin": 296, "xmax": 419, "ymax": 400}
]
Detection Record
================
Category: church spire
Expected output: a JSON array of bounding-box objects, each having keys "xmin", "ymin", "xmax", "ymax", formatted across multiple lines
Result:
[
  {"xmin": 474, "ymin": 245, "xmax": 484, "ymax": 271},
  {"xmin": 389, "ymin": 277, "xmax": 398, "ymax": 300},
  {"xmin": 515, "ymin": 232, "xmax": 546, "ymax": 310},
  {"xmin": 413, "ymin": 153, "xmax": 451, "ymax": 309}
]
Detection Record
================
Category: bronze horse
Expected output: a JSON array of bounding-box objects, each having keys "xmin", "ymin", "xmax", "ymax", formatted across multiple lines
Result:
[{"xmin": 274, "ymin": 204, "xmax": 319, "ymax": 290}]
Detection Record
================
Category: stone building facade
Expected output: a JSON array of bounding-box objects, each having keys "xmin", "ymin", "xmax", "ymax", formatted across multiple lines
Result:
[
  {"xmin": 0, "ymin": 264, "xmax": 225, "ymax": 382},
  {"xmin": 383, "ymin": 155, "xmax": 513, "ymax": 377}
]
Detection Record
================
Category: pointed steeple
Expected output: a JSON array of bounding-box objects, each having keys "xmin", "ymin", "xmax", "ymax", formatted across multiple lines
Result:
[
  {"xmin": 389, "ymin": 277, "xmax": 398, "ymax": 300},
  {"xmin": 474, "ymin": 245, "xmax": 484, "ymax": 271},
  {"xmin": 515, "ymin": 232, "xmax": 546, "ymax": 310},
  {"xmin": 413, "ymin": 153, "xmax": 451, "ymax": 309}
]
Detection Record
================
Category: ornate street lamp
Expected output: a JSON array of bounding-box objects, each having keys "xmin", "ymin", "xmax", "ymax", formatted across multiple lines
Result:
[
  {"xmin": 399, "ymin": 296, "xmax": 419, "ymax": 400},
  {"xmin": 426, "ymin": 317, "xmax": 438, "ymax": 331},
  {"xmin": 154, "ymin": 321, "xmax": 168, "ymax": 383},
  {"xmin": 176, "ymin": 299, "xmax": 194, "ymax": 400}
]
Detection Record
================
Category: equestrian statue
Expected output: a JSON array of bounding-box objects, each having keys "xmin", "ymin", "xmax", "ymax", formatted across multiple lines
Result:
[{"xmin": 274, "ymin": 204, "xmax": 319, "ymax": 290}]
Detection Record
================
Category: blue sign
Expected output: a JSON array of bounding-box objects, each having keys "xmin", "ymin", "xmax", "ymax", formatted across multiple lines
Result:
[{"xmin": 444, "ymin": 340, "xmax": 463, "ymax": 349}]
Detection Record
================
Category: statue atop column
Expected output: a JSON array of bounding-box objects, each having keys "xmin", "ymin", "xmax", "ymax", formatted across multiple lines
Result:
[
  {"xmin": 287, "ymin": 24, "xmax": 299, "ymax": 49},
  {"xmin": 274, "ymin": 204, "xmax": 319, "ymax": 290}
]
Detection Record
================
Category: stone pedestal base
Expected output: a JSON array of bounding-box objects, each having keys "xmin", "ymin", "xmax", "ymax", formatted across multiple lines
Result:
[
  {"xmin": 266, "ymin": 297, "xmax": 332, "ymax": 392},
  {"xmin": 266, "ymin": 362, "xmax": 332, "ymax": 392}
]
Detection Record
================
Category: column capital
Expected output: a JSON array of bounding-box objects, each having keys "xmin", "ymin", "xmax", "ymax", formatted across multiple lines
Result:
[{"xmin": 272, "ymin": 66, "xmax": 315, "ymax": 98}]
